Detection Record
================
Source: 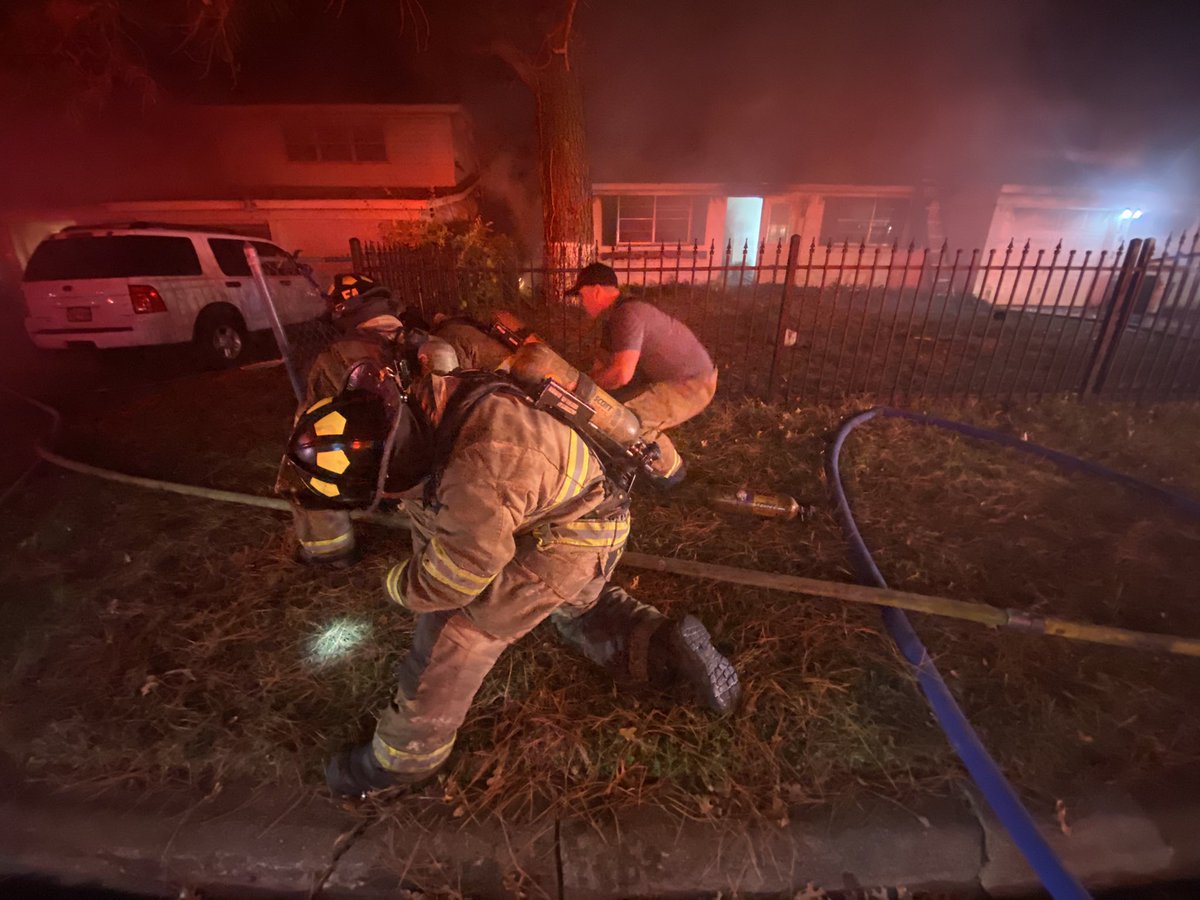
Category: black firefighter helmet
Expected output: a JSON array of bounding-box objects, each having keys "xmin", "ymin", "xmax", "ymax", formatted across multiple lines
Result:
[
  {"xmin": 325, "ymin": 272, "xmax": 397, "ymax": 331},
  {"xmin": 286, "ymin": 387, "xmax": 433, "ymax": 507}
]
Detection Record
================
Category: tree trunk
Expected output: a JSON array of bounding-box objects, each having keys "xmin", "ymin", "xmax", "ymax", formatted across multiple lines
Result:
[{"xmin": 533, "ymin": 59, "xmax": 593, "ymax": 271}]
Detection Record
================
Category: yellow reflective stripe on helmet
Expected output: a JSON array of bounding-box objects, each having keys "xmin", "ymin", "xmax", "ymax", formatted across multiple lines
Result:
[
  {"xmin": 420, "ymin": 537, "xmax": 494, "ymax": 596},
  {"xmin": 552, "ymin": 430, "xmax": 593, "ymax": 506},
  {"xmin": 306, "ymin": 397, "xmax": 333, "ymax": 415},
  {"xmin": 371, "ymin": 734, "xmax": 455, "ymax": 773},
  {"xmin": 384, "ymin": 561, "xmax": 408, "ymax": 606},
  {"xmin": 307, "ymin": 477, "xmax": 340, "ymax": 498},
  {"xmin": 316, "ymin": 448, "xmax": 351, "ymax": 475},
  {"xmin": 300, "ymin": 530, "xmax": 353, "ymax": 551},
  {"xmin": 314, "ymin": 410, "xmax": 347, "ymax": 436}
]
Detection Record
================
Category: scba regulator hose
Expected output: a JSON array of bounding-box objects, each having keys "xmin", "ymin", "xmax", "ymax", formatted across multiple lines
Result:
[{"xmin": 826, "ymin": 407, "xmax": 1200, "ymax": 899}]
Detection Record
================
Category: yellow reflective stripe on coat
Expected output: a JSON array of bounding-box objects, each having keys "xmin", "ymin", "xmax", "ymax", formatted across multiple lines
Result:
[
  {"xmin": 384, "ymin": 561, "xmax": 409, "ymax": 606},
  {"xmin": 551, "ymin": 429, "xmax": 593, "ymax": 506},
  {"xmin": 371, "ymin": 734, "xmax": 455, "ymax": 773},
  {"xmin": 420, "ymin": 537, "xmax": 494, "ymax": 596},
  {"xmin": 536, "ymin": 516, "xmax": 630, "ymax": 549}
]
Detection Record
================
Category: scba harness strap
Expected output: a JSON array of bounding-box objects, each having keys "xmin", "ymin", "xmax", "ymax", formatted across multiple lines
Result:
[{"xmin": 422, "ymin": 372, "xmax": 635, "ymax": 520}]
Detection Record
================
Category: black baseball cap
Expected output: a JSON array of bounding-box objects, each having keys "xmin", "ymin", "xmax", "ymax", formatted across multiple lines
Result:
[{"xmin": 565, "ymin": 262, "xmax": 619, "ymax": 296}]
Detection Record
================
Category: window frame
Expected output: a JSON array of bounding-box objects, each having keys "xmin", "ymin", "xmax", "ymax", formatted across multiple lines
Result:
[
  {"xmin": 283, "ymin": 123, "xmax": 389, "ymax": 164},
  {"xmin": 611, "ymin": 195, "xmax": 705, "ymax": 245},
  {"xmin": 820, "ymin": 196, "xmax": 911, "ymax": 247}
]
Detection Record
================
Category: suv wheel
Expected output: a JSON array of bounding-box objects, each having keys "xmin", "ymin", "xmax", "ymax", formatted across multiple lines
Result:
[{"xmin": 194, "ymin": 308, "xmax": 248, "ymax": 368}]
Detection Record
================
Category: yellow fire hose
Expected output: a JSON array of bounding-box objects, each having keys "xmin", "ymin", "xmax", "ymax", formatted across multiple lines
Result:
[{"xmin": 27, "ymin": 444, "xmax": 1200, "ymax": 659}]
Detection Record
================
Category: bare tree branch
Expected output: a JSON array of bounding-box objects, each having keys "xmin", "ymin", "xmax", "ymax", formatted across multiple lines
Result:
[
  {"xmin": 396, "ymin": 0, "xmax": 430, "ymax": 52},
  {"xmin": 549, "ymin": 0, "xmax": 578, "ymax": 72}
]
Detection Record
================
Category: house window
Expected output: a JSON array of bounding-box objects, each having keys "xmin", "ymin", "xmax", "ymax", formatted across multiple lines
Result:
[
  {"xmin": 821, "ymin": 197, "xmax": 910, "ymax": 246},
  {"xmin": 600, "ymin": 196, "xmax": 708, "ymax": 245},
  {"xmin": 283, "ymin": 124, "xmax": 388, "ymax": 163},
  {"xmin": 1010, "ymin": 207, "xmax": 1110, "ymax": 240},
  {"xmin": 766, "ymin": 202, "xmax": 792, "ymax": 243}
]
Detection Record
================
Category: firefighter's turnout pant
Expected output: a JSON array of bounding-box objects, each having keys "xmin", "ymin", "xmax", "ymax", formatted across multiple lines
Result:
[
  {"xmin": 372, "ymin": 513, "xmax": 667, "ymax": 780},
  {"xmin": 290, "ymin": 504, "xmax": 356, "ymax": 564},
  {"xmin": 618, "ymin": 369, "xmax": 718, "ymax": 481},
  {"xmin": 276, "ymin": 460, "xmax": 358, "ymax": 564}
]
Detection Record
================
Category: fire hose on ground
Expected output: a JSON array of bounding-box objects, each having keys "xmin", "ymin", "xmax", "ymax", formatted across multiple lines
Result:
[
  {"xmin": 5, "ymin": 386, "xmax": 1200, "ymax": 660},
  {"xmin": 825, "ymin": 407, "xmax": 1200, "ymax": 900},
  {"xmin": 17, "ymin": 443, "xmax": 1200, "ymax": 659}
]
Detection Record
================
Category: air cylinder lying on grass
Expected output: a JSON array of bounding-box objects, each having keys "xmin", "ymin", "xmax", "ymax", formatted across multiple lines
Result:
[{"xmin": 710, "ymin": 488, "xmax": 810, "ymax": 520}]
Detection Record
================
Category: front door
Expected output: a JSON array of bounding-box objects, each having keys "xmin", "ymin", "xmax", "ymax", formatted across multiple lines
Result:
[{"xmin": 724, "ymin": 197, "xmax": 764, "ymax": 265}]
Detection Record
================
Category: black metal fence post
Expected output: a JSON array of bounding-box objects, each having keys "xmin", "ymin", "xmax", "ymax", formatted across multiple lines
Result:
[
  {"xmin": 349, "ymin": 237, "xmax": 364, "ymax": 273},
  {"xmin": 1079, "ymin": 238, "xmax": 1154, "ymax": 397},
  {"xmin": 766, "ymin": 234, "xmax": 803, "ymax": 402}
]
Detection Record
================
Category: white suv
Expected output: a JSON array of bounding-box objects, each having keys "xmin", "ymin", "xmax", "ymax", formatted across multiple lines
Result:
[{"xmin": 22, "ymin": 223, "xmax": 326, "ymax": 366}]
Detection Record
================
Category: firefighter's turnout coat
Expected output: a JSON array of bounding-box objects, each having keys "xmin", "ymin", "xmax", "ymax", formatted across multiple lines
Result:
[{"xmin": 371, "ymin": 374, "xmax": 665, "ymax": 779}]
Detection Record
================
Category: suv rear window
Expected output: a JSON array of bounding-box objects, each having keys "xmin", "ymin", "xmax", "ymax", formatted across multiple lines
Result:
[
  {"xmin": 209, "ymin": 239, "xmax": 299, "ymax": 277},
  {"xmin": 24, "ymin": 235, "xmax": 203, "ymax": 281}
]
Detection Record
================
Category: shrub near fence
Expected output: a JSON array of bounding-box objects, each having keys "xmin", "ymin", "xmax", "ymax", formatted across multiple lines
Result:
[{"xmin": 352, "ymin": 231, "xmax": 1200, "ymax": 405}]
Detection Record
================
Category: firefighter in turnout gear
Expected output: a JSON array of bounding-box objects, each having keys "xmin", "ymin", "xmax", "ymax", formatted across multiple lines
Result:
[
  {"xmin": 276, "ymin": 273, "xmax": 405, "ymax": 567},
  {"xmin": 284, "ymin": 366, "xmax": 741, "ymax": 798},
  {"xmin": 428, "ymin": 313, "xmax": 515, "ymax": 372}
]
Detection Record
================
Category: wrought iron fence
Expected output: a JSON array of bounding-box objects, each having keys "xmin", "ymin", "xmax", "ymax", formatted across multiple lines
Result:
[{"xmin": 352, "ymin": 232, "xmax": 1200, "ymax": 406}]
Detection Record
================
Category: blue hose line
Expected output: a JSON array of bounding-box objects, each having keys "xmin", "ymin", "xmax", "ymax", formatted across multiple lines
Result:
[{"xmin": 827, "ymin": 407, "xmax": 1095, "ymax": 900}]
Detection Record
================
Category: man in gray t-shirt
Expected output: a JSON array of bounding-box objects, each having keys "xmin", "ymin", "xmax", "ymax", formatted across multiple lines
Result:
[{"xmin": 566, "ymin": 263, "xmax": 718, "ymax": 487}]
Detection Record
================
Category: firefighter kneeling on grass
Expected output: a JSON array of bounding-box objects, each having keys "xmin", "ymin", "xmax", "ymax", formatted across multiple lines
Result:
[
  {"xmin": 283, "ymin": 355, "xmax": 741, "ymax": 797},
  {"xmin": 277, "ymin": 272, "xmax": 514, "ymax": 568}
]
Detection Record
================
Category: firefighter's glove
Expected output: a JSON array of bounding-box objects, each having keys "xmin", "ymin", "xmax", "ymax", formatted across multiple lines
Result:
[{"xmin": 384, "ymin": 561, "xmax": 410, "ymax": 610}]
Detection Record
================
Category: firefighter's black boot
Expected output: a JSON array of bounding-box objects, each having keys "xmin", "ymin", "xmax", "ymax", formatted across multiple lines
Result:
[
  {"xmin": 652, "ymin": 615, "xmax": 741, "ymax": 716},
  {"xmin": 325, "ymin": 743, "xmax": 424, "ymax": 799}
]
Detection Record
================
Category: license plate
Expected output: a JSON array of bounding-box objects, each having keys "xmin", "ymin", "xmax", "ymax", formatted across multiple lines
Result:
[{"xmin": 67, "ymin": 307, "xmax": 92, "ymax": 323}]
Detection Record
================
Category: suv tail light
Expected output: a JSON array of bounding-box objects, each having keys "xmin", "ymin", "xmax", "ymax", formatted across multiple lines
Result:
[{"xmin": 129, "ymin": 284, "xmax": 167, "ymax": 314}]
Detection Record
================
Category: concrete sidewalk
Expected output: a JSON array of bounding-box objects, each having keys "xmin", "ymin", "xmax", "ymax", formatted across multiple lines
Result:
[{"xmin": 1, "ymin": 766, "xmax": 1198, "ymax": 898}]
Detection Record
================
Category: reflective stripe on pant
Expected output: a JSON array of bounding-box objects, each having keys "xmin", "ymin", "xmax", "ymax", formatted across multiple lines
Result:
[
  {"xmin": 290, "ymin": 502, "xmax": 355, "ymax": 562},
  {"xmin": 373, "ymin": 609, "xmax": 510, "ymax": 777},
  {"xmin": 620, "ymin": 370, "xmax": 718, "ymax": 479}
]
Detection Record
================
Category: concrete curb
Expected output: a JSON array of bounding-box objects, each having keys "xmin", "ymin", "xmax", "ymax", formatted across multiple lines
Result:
[
  {"xmin": 0, "ymin": 772, "xmax": 1197, "ymax": 898},
  {"xmin": 976, "ymin": 775, "xmax": 1200, "ymax": 897}
]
